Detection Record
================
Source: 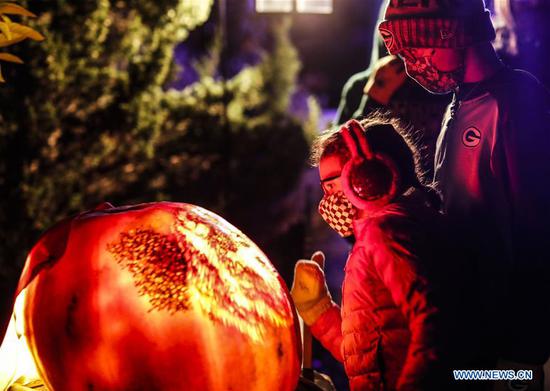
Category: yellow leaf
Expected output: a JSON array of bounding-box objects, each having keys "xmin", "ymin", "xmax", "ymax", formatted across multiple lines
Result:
[
  {"xmin": 9, "ymin": 22, "xmax": 44, "ymax": 41},
  {"xmin": 0, "ymin": 20, "xmax": 11, "ymax": 40},
  {"xmin": 0, "ymin": 65, "xmax": 5, "ymax": 83},
  {"xmin": 0, "ymin": 33, "xmax": 25, "ymax": 48},
  {"xmin": 0, "ymin": 3, "xmax": 36, "ymax": 17},
  {"xmin": 0, "ymin": 51, "xmax": 23, "ymax": 63}
]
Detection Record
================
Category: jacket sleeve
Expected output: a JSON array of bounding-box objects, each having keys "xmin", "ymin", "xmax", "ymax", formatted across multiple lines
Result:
[
  {"xmin": 309, "ymin": 303, "xmax": 344, "ymax": 363},
  {"xmin": 496, "ymin": 85, "xmax": 550, "ymax": 267},
  {"xmin": 367, "ymin": 223, "xmax": 440, "ymax": 390},
  {"xmin": 492, "ymin": 81, "xmax": 550, "ymax": 360}
]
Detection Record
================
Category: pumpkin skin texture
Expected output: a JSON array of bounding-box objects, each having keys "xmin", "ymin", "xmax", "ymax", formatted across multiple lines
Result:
[{"xmin": 18, "ymin": 202, "xmax": 301, "ymax": 391}]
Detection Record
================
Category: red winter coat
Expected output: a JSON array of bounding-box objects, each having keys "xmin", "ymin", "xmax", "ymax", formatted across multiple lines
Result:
[{"xmin": 311, "ymin": 189, "xmax": 465, "ymax": 391}]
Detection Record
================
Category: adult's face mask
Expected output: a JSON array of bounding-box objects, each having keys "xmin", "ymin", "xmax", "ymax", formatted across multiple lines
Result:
[
  {"xmin": 318, "ymin": 191, "xmax": 357, "ymax": 238},
  {"xmin": 400, "ymin": 49, "xmax": 464, "ymax": 95}
]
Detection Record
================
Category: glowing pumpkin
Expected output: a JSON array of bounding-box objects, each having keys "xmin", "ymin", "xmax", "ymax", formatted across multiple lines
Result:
[{"xmin": 15, "ymin": 202, "xmax": 301, "ymax": 391}]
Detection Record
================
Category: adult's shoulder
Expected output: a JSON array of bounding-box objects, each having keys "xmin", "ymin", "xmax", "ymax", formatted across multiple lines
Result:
[
  {"xmin": 490, "ymin": 68, "xmax": 550, "ymax": 109},
  {"xmin": 335, "ymin": 69, "xmax": 372, "ymax": 125},
  {"xmin": 344, "ymin": 68, "xmax": 370, "ymax": 88},
  {"xmin": 486, "ymin": 68, "xmax": 550, "ymax": 143},
  {"xmin": 341, "ymin": 70, "xmax": 370, "ymax": 104}
]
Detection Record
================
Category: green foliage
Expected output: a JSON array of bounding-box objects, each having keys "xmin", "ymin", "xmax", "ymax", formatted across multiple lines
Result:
[
  {"xmin": 0, "ymin": 1, "xmax": 314, "ymax": 281},
  {"xmin": 192, "ymin": 26, "xmax": 222, "ymax": 80}
]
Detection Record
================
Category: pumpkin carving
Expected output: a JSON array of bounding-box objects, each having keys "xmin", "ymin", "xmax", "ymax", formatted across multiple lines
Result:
[{"xmin": 14, "ymin": 202, "xmax": 301, "ymax": 391}]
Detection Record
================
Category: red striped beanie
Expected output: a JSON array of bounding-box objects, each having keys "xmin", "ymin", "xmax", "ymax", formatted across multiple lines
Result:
[{"xmin": 378, "ymin": 0, "xmax": 496, "ymax": 54}]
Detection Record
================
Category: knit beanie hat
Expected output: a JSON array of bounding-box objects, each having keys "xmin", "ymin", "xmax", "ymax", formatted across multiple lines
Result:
[{"xmin": 378, "ymin": 0, "xmax": 496, "ymax": 54}]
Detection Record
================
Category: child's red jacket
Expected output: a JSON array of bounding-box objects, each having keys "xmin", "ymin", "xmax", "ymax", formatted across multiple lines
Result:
[{"xmin": 311, "ymin": 189, "xmax": 465, "ymax": 391}]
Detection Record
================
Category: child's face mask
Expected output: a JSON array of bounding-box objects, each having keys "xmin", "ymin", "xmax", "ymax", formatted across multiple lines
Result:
[
  {"xmin": 399, "ymin": 48, "xmax": 464, "ymax": 95},
  {"xmin": 318, "ymin": 191, "xmax": 357, "ymax": 238}
]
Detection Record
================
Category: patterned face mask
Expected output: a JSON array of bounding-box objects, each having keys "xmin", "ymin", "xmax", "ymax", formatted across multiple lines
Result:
[
  {"xmin": 318, "ymin": 191, "xmax": 357, "ymax": 238},
  {"xmin": 400, "ymin": 49, "xmax": 464, "ymax": 95}
]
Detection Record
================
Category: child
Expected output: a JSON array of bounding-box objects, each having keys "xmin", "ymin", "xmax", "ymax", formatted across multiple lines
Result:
[{"xmin": 291, "ymin": 118, "xmax": 471, "ymax": 391}]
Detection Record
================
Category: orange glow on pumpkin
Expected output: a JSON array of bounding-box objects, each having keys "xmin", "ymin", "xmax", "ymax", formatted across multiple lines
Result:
[
  {"xmin": 5, "ymin": 202, "xmax": 301, "ymax": 391},
  {"xmin": 106, "ymin": 208, "xmax": 292, "ymax": 342}
]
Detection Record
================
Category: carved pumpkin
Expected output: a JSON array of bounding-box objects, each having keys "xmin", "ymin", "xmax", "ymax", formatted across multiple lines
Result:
[{"xmin": 15, "ymin": 202, "xmax": 301, "ymax": 391}]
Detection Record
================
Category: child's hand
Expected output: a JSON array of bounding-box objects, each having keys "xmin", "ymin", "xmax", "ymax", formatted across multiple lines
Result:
[{"xmin": 290, "ymin": 251, "xmax": 333, "ymax": 326}]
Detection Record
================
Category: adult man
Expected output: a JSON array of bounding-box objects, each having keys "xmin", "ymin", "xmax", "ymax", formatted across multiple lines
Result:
[
  {"xmin": 335, "ymin": 3, "xmax": 450, "ymax": 178},
  {"xmin": 378, "ymin": 0, "xmax": 550, "ymax": 388}
]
